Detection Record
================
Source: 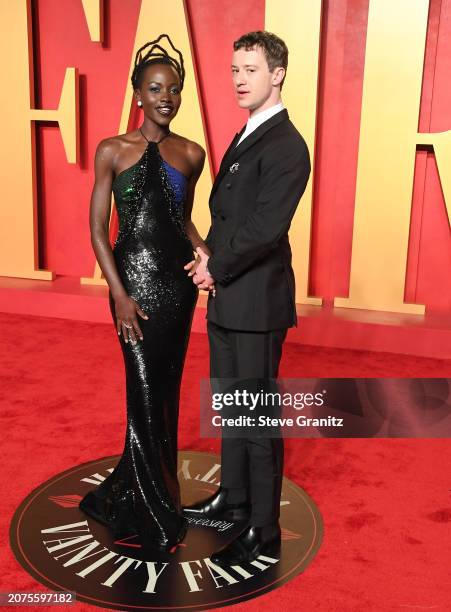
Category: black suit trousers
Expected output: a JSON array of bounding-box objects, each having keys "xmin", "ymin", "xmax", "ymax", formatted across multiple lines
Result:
[{"xmin": 207, "ymin": 320, "xmax": 287, "ymax": 526}]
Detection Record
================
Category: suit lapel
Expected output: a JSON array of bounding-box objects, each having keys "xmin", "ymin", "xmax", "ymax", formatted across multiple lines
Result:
[
  {"xmin": 230, "ymin": 109, "xmax": 289, "ymax": 162},
  {"xmin": 210, "ymin": 109, "xmax": 289, "ymax": 199},
  {"xmin": 221, "ymin": 128, "xmax": 245, "ymax": 166},
  {"xmin": 210, "ymin": 127, "xmax": 245, "ymax": 197}
]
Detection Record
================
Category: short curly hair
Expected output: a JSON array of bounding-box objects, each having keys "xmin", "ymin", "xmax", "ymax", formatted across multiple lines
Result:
[{"xmin": 233, "ymin": 30, "xmax": 288, "ymax": 88}]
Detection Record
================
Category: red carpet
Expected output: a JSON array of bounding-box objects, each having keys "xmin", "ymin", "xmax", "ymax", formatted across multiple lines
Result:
[{"xmin": 1, "ymin": 312, "xmax": 451, "ymax": 611}]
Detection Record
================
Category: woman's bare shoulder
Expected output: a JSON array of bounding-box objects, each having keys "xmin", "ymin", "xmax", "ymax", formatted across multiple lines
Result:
[
  {"xmin": 97, "ymin": 132, "xmax": 139, "ymax": 154},
  {"xmin": 173, "ymin": 133, "xmax": 205, "ymax": 156},
  {"xmin": 95, "ymin": 132, "xmax": 140, "ymax": 168},
  {"xmin": 171, "ymin": 133, "xmax": 205, "ymax": 173}
]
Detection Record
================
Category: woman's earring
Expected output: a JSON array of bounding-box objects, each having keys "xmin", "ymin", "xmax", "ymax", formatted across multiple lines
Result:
[{"xmin": 137, "ymin": 100, "xmax": 143, "ymax": 107}]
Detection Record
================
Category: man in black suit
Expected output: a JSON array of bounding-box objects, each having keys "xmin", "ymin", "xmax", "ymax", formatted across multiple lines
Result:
[{"xmin": 183, "ymin": 31, "xmax": 311, "ymax": 565}]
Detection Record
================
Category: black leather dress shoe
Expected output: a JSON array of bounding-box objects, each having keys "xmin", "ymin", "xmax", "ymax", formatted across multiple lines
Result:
[
  {"xmin": 210, "ymin": 523, "xmax": 281, "ymax": 566},
  {"xmin": 182, "ymin": 488, "xmax": 250, "ymax": 521}
]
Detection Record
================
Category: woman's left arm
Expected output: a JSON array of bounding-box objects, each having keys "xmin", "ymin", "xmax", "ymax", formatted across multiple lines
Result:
[{"xmin": 184, "ymin": 142, "xmax": 211, "ymax": 256}]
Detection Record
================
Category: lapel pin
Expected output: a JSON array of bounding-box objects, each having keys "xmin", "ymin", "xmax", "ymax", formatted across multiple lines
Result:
[{"xmin": 229, "ymin": 162, "xmax": 240, "ymax": 174}]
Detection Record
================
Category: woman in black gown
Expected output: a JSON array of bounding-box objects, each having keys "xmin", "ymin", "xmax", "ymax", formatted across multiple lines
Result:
[{"xmin": 79, "ymin": 35, "xmax": 209, "ymax": 551}]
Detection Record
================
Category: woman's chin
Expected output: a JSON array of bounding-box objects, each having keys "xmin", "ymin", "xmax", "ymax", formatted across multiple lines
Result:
[{"xmin": 147, "ymin": 112, "xmax": 174, "ymax": 127}]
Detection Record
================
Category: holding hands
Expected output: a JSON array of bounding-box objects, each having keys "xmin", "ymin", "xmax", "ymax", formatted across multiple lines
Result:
[
  {"xmin": 116, "ymin": 245, "xmax": 215, "ymax": 346},
  {"xmin": 116, "ymin": 243, "xmax": 215, "ymax": 346},
  {"xmin": 184, "ymin": 247, "xmax": 216, "ymax": 295}
]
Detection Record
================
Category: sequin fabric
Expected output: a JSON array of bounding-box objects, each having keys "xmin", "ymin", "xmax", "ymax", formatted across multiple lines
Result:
[{"xmin": 79, "ymin": 141, "xmax": 197, "ymax": 551}]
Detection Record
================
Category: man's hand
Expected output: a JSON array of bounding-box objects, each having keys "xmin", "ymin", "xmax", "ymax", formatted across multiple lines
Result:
[
  {"xmin": 184, "ymin": 256, "xmax": 200, "ymax": 277},
  {"xmin": 193, "ymin": 246, "xmax": 215, "ymax": 291},
  {"xmin": 183, "ymin": 247, "xmax": 216, "ymax": 297}
]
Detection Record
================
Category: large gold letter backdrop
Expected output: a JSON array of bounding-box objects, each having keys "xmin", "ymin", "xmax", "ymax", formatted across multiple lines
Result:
[
  {"xmin": 0, "ymin": 0, "xmax": 79, "ymax": 280},
  {"xmin": 334, "ymin": 0, "xmax": 450, "ymax": 314},
  {"xmin": 0, "ymin": 0, "xmax": 449, "ymax": 314},
  {"xmin": 81, "ymin": 0, "xmax": 104, "ymax": 43},
  {"xmin": 265, "ymin": 0, "xmax": 323, "ymax": 306}
]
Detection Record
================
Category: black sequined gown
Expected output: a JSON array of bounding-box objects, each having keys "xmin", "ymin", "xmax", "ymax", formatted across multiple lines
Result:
[{"xmin": 79, "ymin": 138, "xmax": 197, "ymax": 551}]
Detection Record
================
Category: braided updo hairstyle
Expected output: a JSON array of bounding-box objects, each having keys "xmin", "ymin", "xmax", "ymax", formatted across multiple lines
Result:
[{"xmin": 131, "ymin": 34, "xmax": 185, "ymax": 91}]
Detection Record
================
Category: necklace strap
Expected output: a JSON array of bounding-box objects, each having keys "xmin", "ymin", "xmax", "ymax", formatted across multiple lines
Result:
[{"xmin": 139, "ymin": 127, "xmax": 170, "ymax": 144}]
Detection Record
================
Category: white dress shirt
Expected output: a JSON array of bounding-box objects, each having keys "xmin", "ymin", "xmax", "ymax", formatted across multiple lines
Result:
[{"xmin": 236, "ymin": 102, "xmax": 285, "ymax": 147}]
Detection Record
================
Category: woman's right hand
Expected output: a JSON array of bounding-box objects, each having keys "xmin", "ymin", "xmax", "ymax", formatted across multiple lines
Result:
[{"xmin": 114, "ymin": 294, "xmax": 148, "ymax": 344}]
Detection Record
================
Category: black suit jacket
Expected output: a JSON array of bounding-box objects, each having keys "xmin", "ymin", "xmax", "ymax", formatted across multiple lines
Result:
[{"xmin": 205, "ymin": 109, "xmax": 311, "ymax": 331}]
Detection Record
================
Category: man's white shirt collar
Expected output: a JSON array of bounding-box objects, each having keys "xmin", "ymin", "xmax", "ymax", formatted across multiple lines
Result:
[{"xmin": 236, "ymin": 102, "xmax": 284, "ymax": 147}]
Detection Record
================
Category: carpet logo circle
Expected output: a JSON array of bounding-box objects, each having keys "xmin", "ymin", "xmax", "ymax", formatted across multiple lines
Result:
[{"xmin": 10, "ymin": 451, "xmax": 323, "ymax": 610}]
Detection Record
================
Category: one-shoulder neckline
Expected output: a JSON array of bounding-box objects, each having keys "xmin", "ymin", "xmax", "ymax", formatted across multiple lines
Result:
[{"xmin": 112, "ymin": 141, "xmax": 189, "ymax": 185}]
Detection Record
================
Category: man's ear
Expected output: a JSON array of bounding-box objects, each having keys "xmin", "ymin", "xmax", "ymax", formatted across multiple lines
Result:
[{"xmin": 272, "ymin": 66, "xmax": 285, "ymax": 87}]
